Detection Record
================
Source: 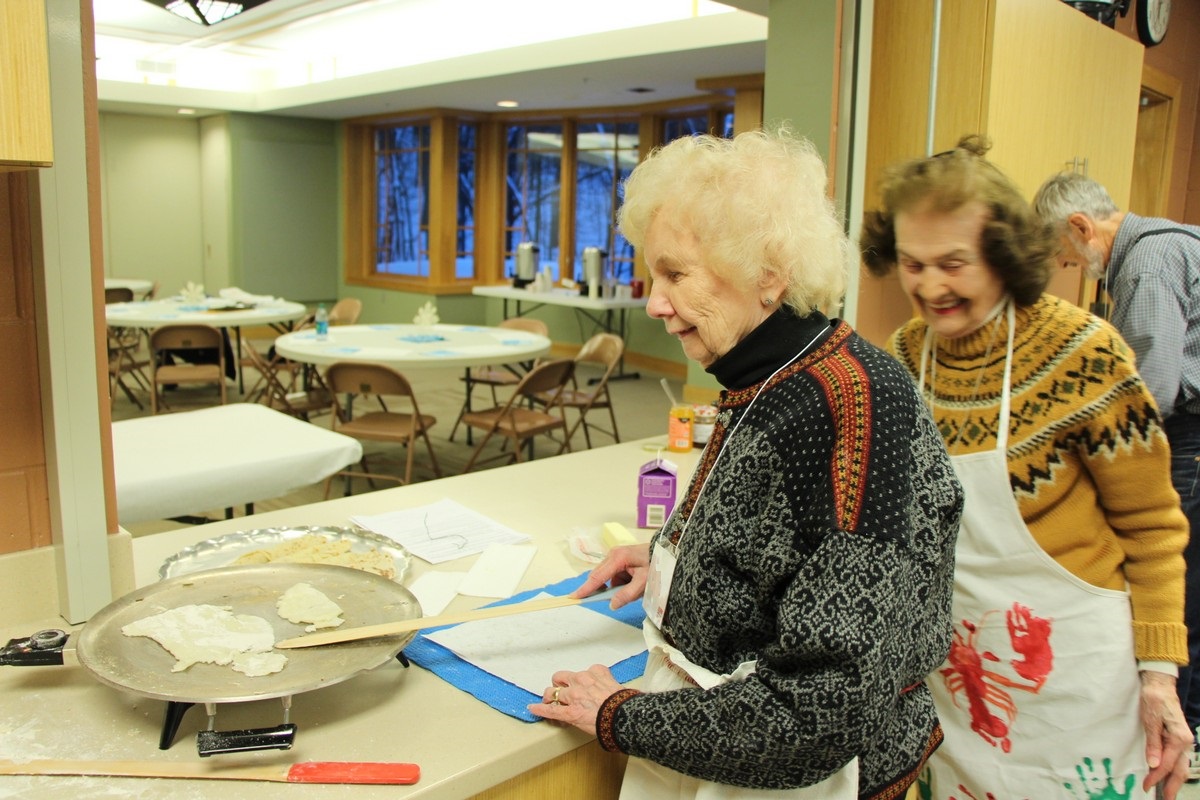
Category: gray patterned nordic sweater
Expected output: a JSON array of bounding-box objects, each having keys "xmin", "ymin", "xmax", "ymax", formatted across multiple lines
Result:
[{"xmin": 596, "ymin": 308, "xmax": 962, "ymax": 799}]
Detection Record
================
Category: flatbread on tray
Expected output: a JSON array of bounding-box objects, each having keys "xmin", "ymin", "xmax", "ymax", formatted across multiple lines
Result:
[{"xmin": 232, "ymin": 533, "xmax": 396, "ymax": 579}]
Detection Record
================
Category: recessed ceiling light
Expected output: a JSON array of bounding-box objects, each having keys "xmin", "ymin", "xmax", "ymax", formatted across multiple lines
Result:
[
  {"xmin": 496, "ymin": 100, "xmax": 520, "ymax": 108},
  {"xmin": 177, "ymin": 108, "xmax": 197, "ymax": 115}
]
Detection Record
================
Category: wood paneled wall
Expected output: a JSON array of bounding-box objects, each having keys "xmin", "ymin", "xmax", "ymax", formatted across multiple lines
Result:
[{"xmin": 0, "ymin": 171, "xmax": 51, "ymax": 553}]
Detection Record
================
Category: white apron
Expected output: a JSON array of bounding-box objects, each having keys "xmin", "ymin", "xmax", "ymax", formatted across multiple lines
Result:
[
  {"xmin": 920, "ymin": 305, "xmax": 1148, "ymax": 798},
  {"xmin": 618, "ymin": 621, "xmax": 859, "ymax": 800}
]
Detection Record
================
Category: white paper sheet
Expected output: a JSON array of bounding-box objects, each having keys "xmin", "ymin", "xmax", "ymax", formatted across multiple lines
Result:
[
  {"xmin": 408, "ymin": 571, "xmax": 466, "ymax": 616},
  {"xmin": 456, "ymin": 545, "xmax": 536, "ymax": 599},
  {"xmin": 351, "ymin": 498, "xmax": 531, "ymax": 564},
  {"xmin": 424, "ymin": 594, "xmax": 646, "ymax": 695}
]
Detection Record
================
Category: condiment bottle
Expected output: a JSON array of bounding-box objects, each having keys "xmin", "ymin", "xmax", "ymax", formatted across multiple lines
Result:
[
  {"xmin": 667, "ymin": 404, "xmax": 694, "ymax": 452},
  {"xmin": 692, "ymin": 405, "xmax": 717, "ymax": 447}
]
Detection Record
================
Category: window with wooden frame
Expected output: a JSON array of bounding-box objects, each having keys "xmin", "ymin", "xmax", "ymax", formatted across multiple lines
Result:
[
  {"xmin": 343, "ymin": 95, "xmax": 741, "ymax": 295},
  {"xmin": 503, "ymin": 121, "xmax": 565, "ymax": 282},
  {"xmin": 573, "ymin": 119, "xmax": 639, "ymax": 285},
  {"xmin": 344, "ymin": 115, "xmax": 483, "ymax": 293}
]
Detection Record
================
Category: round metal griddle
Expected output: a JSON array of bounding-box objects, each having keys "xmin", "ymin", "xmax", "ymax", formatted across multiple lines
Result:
[{"xmin": 75, "ymin": 563, "xmax": 421, "ymax": 704}]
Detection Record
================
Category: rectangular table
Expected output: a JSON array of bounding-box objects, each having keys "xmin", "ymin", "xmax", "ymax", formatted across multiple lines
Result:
[
  {"xmin": 112, "ymin": 403, "xmax": 363, "ymax": 524},
  {"xmin": 471, "ymin": 285, "xmax": 647, "ymax": 380}
]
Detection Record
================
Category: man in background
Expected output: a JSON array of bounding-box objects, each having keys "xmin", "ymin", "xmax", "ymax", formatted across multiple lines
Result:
[{"xmin": 1034, "ymin": 172, "xmax": 1200, "ymax": 781}]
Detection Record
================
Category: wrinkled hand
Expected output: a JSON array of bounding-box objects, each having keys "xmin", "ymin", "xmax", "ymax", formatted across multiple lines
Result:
[
  {"xmin": 571, "ymin": 543, "xmax": 651, "ymax": 610},
  {"xmin": 1140, "ymin": 670, "xmax": 1191, "ymax": 799},
  {"xmin": 528, "ymin": 664, "xmax": 624, "ymax": 736}
]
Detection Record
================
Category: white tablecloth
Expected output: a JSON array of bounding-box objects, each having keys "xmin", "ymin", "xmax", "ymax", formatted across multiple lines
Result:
[
  {"xmin": 274, "ymin": 323, "xmax": 551, "ymax": 370},
  {"xmin": 105, "ymin": 296, "xmax": 307, "ymax": 329},
  {"xmin": 113, "ymin": 404, "xmax": 363, "ymax": 524}
]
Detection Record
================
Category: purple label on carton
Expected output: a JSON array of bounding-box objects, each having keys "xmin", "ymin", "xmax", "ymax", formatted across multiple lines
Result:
[{"xmin": 637, "ymin": 458, "xmax": 678, "ymax": 529}]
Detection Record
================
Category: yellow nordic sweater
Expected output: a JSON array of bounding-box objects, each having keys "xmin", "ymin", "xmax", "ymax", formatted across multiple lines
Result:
[{"xmin": 887, "ymin": 294, "xmax": 1188, "ymax": 664}]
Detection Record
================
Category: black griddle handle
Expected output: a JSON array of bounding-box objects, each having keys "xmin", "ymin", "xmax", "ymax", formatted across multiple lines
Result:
[
  {"xmin": 196, "ymin": 723, "xmax": 297, "ymax": 756},
  {"xmin": 0, "ymin": 630, "xmax": 68, "ymax": 666}
]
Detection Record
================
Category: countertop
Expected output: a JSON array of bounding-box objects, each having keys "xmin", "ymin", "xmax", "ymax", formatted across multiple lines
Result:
[{"xmin": 0, "ymin": 439, "xmax": 700, "ymax": 799}]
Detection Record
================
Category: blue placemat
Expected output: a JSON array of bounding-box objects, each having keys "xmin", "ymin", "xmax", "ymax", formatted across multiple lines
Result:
[{"xmin": 403, "ymin": 573, "xmax": 647, "ymax": 722}]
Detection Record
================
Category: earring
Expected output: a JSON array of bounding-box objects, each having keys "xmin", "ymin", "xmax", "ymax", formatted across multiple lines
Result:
[{"xmin": 762, "ymin": 297, "xmax": 774, "ymax": 307}]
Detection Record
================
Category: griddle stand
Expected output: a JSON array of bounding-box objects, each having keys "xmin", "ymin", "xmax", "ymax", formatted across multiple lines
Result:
[{"xmin": 159, "ymin": 650, "xmax": 410, "ymax": 753}]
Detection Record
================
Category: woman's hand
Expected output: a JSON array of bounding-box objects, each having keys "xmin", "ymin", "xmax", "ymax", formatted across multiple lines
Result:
[
  {"xmin": 1139, "ymin": 670, "xmax": 1191, "ymax": 798},
  {"xmin": 571, "ymin": 543, "xmax": 652, "ymax": 609},
  {"xmin": 528, "ymin": 664, "xmax": 624, "ymax": 735}
]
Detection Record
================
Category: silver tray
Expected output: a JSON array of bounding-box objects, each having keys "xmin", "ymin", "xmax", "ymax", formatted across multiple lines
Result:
[
  {"xmin": 158, "ymin": 525, "xmax": 411, "ymax": 584},
  {"xmin": 81, "ymin": 563, "xmax": 420, "ymax": 703}
]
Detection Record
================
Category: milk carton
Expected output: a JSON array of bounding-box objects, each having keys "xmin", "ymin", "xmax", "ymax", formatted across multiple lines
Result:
[{"xmin": 637, "ymin": 458, "xmax": 678, "ymax": 529}]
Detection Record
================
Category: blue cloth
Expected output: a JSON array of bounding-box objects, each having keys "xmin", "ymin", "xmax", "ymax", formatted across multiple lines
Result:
[{"xmin": 403, "ymin": 573, "xmax": 647, "ymax": 722}]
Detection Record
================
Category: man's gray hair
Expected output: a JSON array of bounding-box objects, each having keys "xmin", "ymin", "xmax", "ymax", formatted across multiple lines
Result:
[{"xmin": 1032, "ymin": 172, "xmax": 1120, "ymax": 229}]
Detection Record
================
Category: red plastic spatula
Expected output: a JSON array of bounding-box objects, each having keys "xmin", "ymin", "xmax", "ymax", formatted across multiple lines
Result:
[{"xmin": 0, "ymin": 759, "xmax": 420, "ymax": 784}]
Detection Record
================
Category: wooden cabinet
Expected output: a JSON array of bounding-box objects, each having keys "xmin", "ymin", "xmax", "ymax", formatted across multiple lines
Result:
[
  {"xmin": 1, "ymin": 0, "xmax": 53, "ymax": 168},
  {"xmin": 857, "ymin": 0, "xmax": 1142, "ymax": 346}
]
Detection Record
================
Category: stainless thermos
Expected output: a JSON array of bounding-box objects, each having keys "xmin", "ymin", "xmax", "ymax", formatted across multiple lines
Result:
[
  {"xmin": 582, "ymin": 246, "xmax": 605, "ymax": 299},
  {"xmin": 515, "ymin": 242, "xmax": 538, "ymax": 287}
]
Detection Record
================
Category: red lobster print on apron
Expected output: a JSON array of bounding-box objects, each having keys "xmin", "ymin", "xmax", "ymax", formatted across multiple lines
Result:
[{"xmin": 919, "ymin": 303, "xmax": 1148, "ymax": 799}]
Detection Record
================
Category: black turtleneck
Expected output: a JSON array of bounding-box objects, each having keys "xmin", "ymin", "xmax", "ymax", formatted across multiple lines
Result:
[{"xmin": 705, "ymin": 305, "xmax": 835, "ymax": 390}]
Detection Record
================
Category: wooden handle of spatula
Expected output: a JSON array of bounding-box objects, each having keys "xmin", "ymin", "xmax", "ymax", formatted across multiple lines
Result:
[
  {"xmin": 0, "ymin": 759, "xmax": 420, "ymax": 784},
  {"xmin": 275, "ymin": 593, "xmax": 585, "ymax": 649}
]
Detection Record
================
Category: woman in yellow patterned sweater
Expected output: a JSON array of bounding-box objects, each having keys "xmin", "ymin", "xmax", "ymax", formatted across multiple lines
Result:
[{"xmin": 860, "ymin": 136, "xmax": 1191, "ymax": 799}]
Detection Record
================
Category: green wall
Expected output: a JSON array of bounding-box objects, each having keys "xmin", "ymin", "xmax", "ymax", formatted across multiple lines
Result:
[
  {"xmin": 99, "ymin": 113, "xmax": 203, "ymax": 296},
  {"xmin": 227, "ymin": 114, "xmax": 338, "ymax": 302},
  {"xmin": 99, "ymin": 0, "xmax": 836, "ymax": 378}
]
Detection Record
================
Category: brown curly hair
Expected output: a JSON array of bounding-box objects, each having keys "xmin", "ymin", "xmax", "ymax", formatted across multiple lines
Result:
[{"xmin": 858, "ymin": 135, "xmax": 1056, "ymax": 307}]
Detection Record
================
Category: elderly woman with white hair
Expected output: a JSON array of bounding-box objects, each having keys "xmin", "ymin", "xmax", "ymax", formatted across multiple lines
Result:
[{"xmin": 529, "ymin": 127, "xmax": 963, "ymax": 800}]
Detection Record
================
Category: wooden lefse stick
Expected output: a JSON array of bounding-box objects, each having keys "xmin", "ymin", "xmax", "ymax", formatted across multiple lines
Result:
[
  {"xmin": 0, "ymin": 759, "xmax": 420, "ymax": 784},
  {"xmin": 276, "ymin": 593, "xmax": 585, "ymax": 649}
]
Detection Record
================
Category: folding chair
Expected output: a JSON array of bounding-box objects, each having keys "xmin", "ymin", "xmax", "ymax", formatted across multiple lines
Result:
[
  {"xmin": 459, "ymin": 358, "xmax": 575, "ymax": 473},
  {"xmin": 328, "ymin": 297, "xmax": 363, "ymax": 325},
  {"xmin": 105, "ymin": 286, "xmax": 134, "ymax": 304},
  {"xmin": 240, "ymin": 338, "xmax": 333, "ymax": 421},
  {"xmin": 450, "ymin": 317, "xmax": 549, "ymax": 443},
  {"xmin": 323, "ymin": 362, "xmax": 441, "ymax": 496},
  {"xmin": 105, "ymin": 286, "xmax": 150, "ymax": 409},
  {"xmin": 107, "ymin": 330, "xmax": 151, "ymax": 410},
  {"xmin": 536, "ymin": 332, "xmax": 624, "ymax": 449},
  {"xmin": 149, "ymin": 324, "xmax": 228, "ymax": 414}
]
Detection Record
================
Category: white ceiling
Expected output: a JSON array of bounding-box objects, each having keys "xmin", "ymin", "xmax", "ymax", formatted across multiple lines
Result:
[{"xmin": 92, "ymin": 0, "xmax": 770, "ymax": 119}]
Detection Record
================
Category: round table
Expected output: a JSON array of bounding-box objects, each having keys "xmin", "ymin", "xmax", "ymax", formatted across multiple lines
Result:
[
  {"xmin": 274, "ymin": 323, "xmax": 550, "ymax": 370},
  {"xmin": 106, "ymin": 297, "xmax": 309, "ymax": 392},
  {"xmin": 104, "ymin": 277, "xmax": 155, "ymax": 298},
  {"xmin": 105, "ymin": 297, "xmax": 308, "ymax": 330}
]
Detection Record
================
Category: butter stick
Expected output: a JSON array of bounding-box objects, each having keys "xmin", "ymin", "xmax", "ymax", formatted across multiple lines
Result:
[{"xmin": 601, "ymin": 522, "xmax": 637, "ymax": 549}]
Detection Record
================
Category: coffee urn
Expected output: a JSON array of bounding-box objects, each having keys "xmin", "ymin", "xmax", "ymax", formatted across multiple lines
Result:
[
  {"xmin": 582, "ymin": 246, "xmax": 606, "ymax": 300},
  {"xmin": 514, "ymin": 242, "xmax": 538, "ymax": 288}
]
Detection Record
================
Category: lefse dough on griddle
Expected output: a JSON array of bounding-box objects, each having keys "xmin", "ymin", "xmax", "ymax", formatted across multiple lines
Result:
[
  {"xmin": 121, "ymin": 604, "xmax": 287, "ymax": 676},
  {"xmin": 277, "ymin": 582, "xmax": 345, "ymax": 632}
]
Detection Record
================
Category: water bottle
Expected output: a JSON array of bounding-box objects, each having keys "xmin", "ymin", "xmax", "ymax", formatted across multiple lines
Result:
[{"xmin": 314, "ymin": 303, "xmax": 329, "ymax": 341}]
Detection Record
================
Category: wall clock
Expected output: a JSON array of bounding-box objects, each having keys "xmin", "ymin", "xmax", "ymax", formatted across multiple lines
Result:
[{"xmin": 1136, "ymin": 0, "xmax": 1170, "ymax": 45}]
